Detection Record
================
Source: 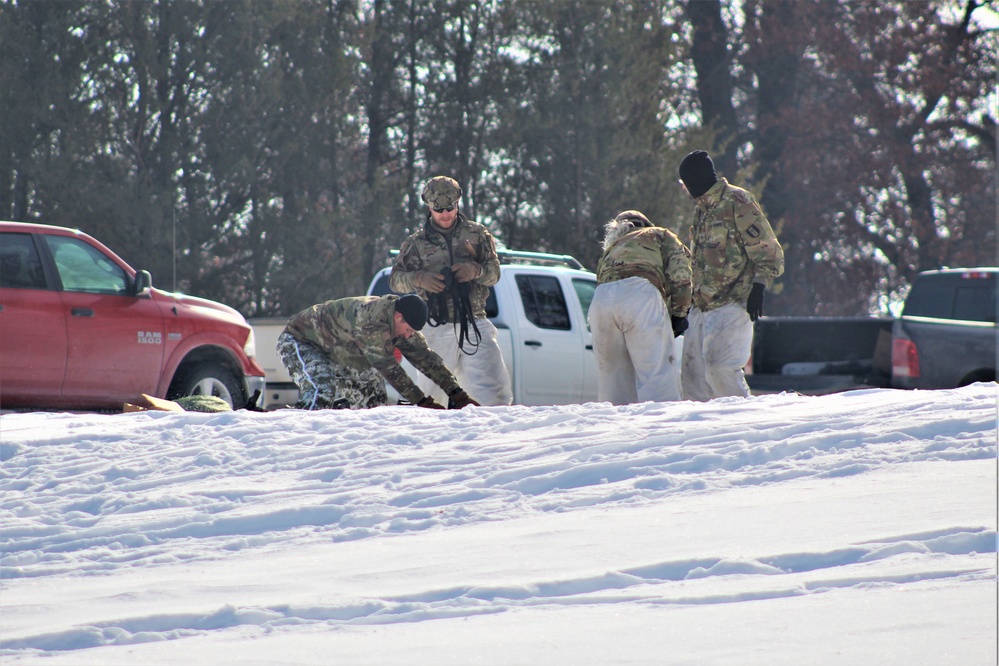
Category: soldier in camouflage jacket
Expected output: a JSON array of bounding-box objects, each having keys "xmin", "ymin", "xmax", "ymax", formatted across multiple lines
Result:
[
  {"xmin": 389, "ymin": 176, "xmax": 513, "ymax": 406},
  {"xmin": 678, "ymin": 150, "xmax": 785, "ymax": 401},
  {"xmin": 276, "ymin": 294, "xmax": 478, "ymax": 410},
  {"xmin": 589, "ymin": 210, "xmax": 692, "ymax": 404}
]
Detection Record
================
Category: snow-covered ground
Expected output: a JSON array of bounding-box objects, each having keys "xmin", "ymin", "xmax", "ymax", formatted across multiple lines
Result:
[{"xmin": 1, "ymin": 384, "xmax": 996, "ymax": 665}]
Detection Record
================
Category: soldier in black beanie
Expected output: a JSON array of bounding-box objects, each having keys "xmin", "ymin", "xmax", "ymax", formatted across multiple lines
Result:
[
  {"xmin": 677, "ymin": 150, "xmax": 784, "ymax": 401},
  {"xmin": 678, "ymin": 150, "xmax": 718, "ymax": 199},
  {"xmin": 276, "ymin": 294, "xmax": 478, "ymax": 410},
  {"xmin": 394, "ymin": 293, "xmax": 428, "ymax": 331}
]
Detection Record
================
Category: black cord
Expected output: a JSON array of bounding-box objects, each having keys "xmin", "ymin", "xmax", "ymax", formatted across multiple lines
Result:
[
  {"xmin": 422, "ymin": 211, "xmax": 482, "ymax": 355},
  {"xmin": 427, "ymin": 267, "xmax": 481, "ymax": 355}
]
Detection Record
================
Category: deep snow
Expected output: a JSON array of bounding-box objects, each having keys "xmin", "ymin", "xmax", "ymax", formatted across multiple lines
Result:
[{"xmin": 1, "ymin": 384, "xmax": 996, "ymax": 665}]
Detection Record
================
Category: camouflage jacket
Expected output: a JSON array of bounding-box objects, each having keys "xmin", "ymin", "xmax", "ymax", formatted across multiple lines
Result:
[
  {"xmin": 389, "ymin": 213, "xmax": 501, "ymax": 320},
  {"xmin": 284, "ymin": 295, "xmax": 460, "ymax": 404},
  {"xmin": 596, "ymin": 226, "xmax": 693, "ymax": 318},
  {"xmin": 689, "ymin": 178, "xmax": 784, "ymax": 312}
]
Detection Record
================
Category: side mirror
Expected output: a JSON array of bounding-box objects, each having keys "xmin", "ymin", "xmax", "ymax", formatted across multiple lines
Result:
[{"xmin": 131, "ymin": 270, "xmax": 152, "ymax": 296}]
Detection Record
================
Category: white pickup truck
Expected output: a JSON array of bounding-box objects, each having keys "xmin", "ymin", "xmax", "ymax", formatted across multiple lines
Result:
[
  {"xmin": 369, "ymin": 250, "xmax": 599, "ymax": 406},
  {"xmin": 250, "ymin": 251, "xmax": 599, "ymax": 409}
]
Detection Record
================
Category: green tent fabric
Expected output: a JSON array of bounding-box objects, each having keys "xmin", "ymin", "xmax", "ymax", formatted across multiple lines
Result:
[{"xmin": 173, "ymin": 395, "xmax": 233, "ymax": 412}]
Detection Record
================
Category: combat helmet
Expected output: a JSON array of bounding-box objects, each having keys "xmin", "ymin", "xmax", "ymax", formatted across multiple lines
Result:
[
  {"xmin": 615, "ymin": 210, "xmax": 652, "ymax": 228},
  {"xmin": 421, "ymin": 176, "xmax": 462, "ymax": 209}
]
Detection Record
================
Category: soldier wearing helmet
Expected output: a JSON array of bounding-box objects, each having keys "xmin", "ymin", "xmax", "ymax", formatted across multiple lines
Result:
[
  {"xmin": 389, "ymin": 176, "xmax": 512, "ymax": 406},
  {"xmin": 678, "ymin": 150, "xmax": 784, "ymax": 401},
  {"xmin": 588, "ymin": 210, "xmax": 692, "ymax": 404}
]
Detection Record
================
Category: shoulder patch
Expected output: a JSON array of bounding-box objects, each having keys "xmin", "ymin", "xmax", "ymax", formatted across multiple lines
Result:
[
  {"xmin": 730, "ymin": 189, "xmax": 751, "ymax": 204},
  {"xmin": 746, "ymin": 224, "xmax": 761, "ymax": 238}
]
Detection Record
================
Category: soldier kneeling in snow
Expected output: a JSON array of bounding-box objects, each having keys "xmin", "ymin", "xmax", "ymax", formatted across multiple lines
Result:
[{"xmin": 276, "ymin": 294, "xmax": 478, "ymax": 410}]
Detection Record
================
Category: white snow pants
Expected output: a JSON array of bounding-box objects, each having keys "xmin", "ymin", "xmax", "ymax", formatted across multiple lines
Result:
[
  {"xmin": 681, "ymin": 302, "xmax": 753, "ymax": 401},
  {"xmin": 588, "ymin": 277, "xmax": 682, "ymax": 405},
  {"xmin": 417, "ymin": 318, "xmax": 513, "ymax": 407}
]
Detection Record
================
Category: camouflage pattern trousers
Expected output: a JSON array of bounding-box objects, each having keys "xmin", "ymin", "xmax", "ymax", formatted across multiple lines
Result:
[{"xmin": 276, "ymin": 331, "xmax": 388, "ymax": 409}]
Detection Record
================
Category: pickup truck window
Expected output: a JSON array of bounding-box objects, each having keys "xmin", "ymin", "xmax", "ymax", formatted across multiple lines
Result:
[
  {"xmin": 45, "ymin": 235, "xmax": 128, "ymax": 295},
  {"xmin": 954, "ymin": 285, "xmax": 996, "ymax": 322},
  {"xmin": 903, "ymin": 274, "xmax": 996, "ymax": 323},
  {"xmin": 0, "ymin": 233, "xmax": 46, "ymax": 289},
  {"xmin": 572, "ymin": 278, "xmax": 596, "ymax": 326},
  {"xmin": 516, "ymin": 274, "xmax": 570, "ymax": 330},
  {"xmin": 485, "ymin": 289, "xmax": 499, "ymax": 318}
]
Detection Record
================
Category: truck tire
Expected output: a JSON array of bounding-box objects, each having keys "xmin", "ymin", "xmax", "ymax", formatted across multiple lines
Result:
[
  {"xmin": 169, "ymin": 363, "xmax": 245, "ymax": 409},
  {"xmin": 958, "ymin": 369, "xmax": 997, "ymax": 387}
]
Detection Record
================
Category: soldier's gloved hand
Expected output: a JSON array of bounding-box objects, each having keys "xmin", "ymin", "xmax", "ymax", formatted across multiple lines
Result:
[
  {"xmin": 414, "ymin": 271, "xmax": 446, "ymax": 294},
  {"xmin": 671, "ymin": 315, "xmax": 689, "ymax": 337},
  {"xmin": 448, "ymin": 387, "xmax": 480, "ymax": 409},
  {"xmin": 746, "ymin": 283, "xmax": 766, "ymax": 322},
  {"xmin": 450, "ymin": 262, "xmax": 482, "ymax": 283},
  {"xmin": 416, "ymin": 395, "xmax": 446, "ymax": 409}
]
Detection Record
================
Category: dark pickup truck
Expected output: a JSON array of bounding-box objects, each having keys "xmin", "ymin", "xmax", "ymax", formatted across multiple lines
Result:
[
  {"xmin": 891, "ymin": 268, "xmax": 997, "ymax": 389},
  {"xmin": 747, "ymin": 316, "xmax": 894, "ymax": 395}
]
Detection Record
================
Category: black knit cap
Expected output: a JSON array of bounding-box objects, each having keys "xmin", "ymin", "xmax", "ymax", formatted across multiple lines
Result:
[
  {"xmin": 678, "ymin": 150, "xmax": 718, "ymax": 199},
  {"xmin": 395, "ymin": 293, "xmax": 428, "ymax": 331}
]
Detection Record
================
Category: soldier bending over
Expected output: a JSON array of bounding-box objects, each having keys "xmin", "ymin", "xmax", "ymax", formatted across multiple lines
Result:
[{"xmin": 276, "ymin": 294, "xmax": 478, "ymax": 410}]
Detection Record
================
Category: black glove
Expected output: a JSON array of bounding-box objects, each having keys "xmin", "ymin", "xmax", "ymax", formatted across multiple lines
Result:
[
  {"xmin": 416, "ymin": 396, "xmax": 446, "ymax": 409},
  {"xmin": 670, "ymin": 315, "xmax": 689, "ymax": 337},
  {"xmin": 746, "ymin": 283, "xmax": 766, "ymax": 321},
  {"xmin": 448, "ymin": 387, "xmax": 480, "ymax": 409},
  {"xmin": 241, "ymin": 389, "xmax": 266, "ymax": 412}
]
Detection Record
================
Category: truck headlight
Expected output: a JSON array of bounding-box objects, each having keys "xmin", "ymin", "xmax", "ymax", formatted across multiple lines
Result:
[{"xmin": 244, "ymin": 328, "xmax": 257, "ymax": 358}]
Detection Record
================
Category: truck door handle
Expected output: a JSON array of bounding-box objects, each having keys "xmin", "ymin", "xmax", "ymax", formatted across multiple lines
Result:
[
  {"xmin": 71, "ymin": 308, "xmax": 95, "ymax": 317},
  {"xmin": 585, "ymin": 344, "xmax": 593, "ymax": 350},
  {"xmin": 524, "ymin": 340, "xmax": 542, "ymax": 347}
]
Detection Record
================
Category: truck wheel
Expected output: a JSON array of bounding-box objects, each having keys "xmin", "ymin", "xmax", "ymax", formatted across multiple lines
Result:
[
  {"xmin": 170, "ymin": 363, "xmax": 245, "ymax": 409},
  {"xmin": 959, "ymin": 370, "xmax": 997, "ymax": 387}
]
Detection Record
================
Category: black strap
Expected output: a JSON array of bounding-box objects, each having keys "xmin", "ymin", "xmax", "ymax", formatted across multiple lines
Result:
[
  {"xmin": 427, "ymin": 268, "xmax": 481, "ymax": 355},
  {"xmin": 427, "ymin": 287, "xmax": 450, "ymax": 327},
  {"xmin": 453, "ymin": 278, "xmax": 482, "ymax": 355},
  {"xmin": 423, "ymin": 222, "xmax": 482, "ymax": 355}
]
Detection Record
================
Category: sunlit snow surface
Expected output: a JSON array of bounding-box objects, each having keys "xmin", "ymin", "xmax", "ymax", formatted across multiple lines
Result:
[{"xmin": 1, "ymin": 384, "xmax": 996, "ymax": 665}]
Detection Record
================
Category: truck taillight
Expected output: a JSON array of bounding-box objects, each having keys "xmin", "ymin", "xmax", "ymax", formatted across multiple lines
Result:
[{"xmin": 892, "ymin": 338, "xmax": 920, "ymax": 378}]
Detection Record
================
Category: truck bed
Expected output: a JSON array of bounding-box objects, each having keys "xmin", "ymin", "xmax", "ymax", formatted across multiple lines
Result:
[{"xmin": 748, "ymin": 316, "xmax": 894, "ymax": 395}]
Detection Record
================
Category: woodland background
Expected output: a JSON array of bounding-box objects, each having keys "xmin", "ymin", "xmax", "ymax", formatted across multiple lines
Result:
[{"xmin": 1, "ymin": 0, "xmax": 996, "ymax": 318}]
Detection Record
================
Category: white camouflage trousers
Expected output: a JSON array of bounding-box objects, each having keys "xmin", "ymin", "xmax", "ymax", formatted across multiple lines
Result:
[
  {"xmin": 417, "ymin": 318, "xmax": 513, "ymax": 406},
  {"xmin": 681, "ymin": 302, "xmax": 753, "ymax": 401},
  {"xmin": 276, "ymin": 331, "xmax": 388, "ymax": 409},
  {"xmin": 588, "ymin": 276, "xmax": 682, "ymax": 404}
]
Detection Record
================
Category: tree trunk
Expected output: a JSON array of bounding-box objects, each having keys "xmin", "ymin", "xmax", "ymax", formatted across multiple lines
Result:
[{"xmin": 684, "ymin": 0, "xmax": 738, "ymax": 175}]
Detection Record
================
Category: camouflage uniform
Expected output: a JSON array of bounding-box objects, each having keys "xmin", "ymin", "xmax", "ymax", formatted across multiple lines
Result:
[
  {"xmin": 681, "ymin": 177, "xmax": 784, "ymax": 401},
  {"xmin": 589, "ymin": 212, "xmax": 692, "ymax": 404},
  {"xmin": 390, "ymin": 213, "xmax": 501, "ymax": 321},
  {"xmin": 389, "ymin": 177, "xmax": 512, "ymax": 406},
  {"xmin": 277, "ymin": 295, "xmax": 460, "ymax": 409}
]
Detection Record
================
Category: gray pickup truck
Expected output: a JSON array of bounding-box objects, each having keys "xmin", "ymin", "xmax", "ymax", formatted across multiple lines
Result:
[{"xmin": 891, "ymin": 267, "xmax": 997, "ymax": 389}]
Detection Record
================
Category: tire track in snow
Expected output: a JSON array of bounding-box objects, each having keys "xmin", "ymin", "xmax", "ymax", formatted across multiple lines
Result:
[
  {"xmin": 2, "ymin": 527, "xmax": 993, "ymax": 655},
  {"xmin": 2, "ymin": 391, "xmax": 995, "ymax": 578}
]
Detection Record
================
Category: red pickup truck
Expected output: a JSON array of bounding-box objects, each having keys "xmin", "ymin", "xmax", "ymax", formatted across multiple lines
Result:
[{"xmin": 0, "ymin": 221, "xmax": 265, "ymax": 411}]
